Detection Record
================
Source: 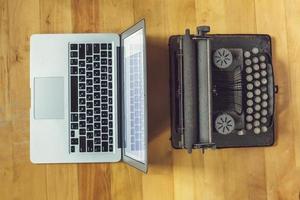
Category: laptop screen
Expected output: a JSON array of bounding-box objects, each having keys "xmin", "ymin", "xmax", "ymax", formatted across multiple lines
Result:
[{"xmin": 122, "ymin": 23, "xmax": 147, "ymax": 168}]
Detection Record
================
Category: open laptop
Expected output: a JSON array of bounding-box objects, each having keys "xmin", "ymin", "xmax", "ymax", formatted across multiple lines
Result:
[{"xmin": 30, "ymin": 20, "xmax": 148, "ymax": 172}]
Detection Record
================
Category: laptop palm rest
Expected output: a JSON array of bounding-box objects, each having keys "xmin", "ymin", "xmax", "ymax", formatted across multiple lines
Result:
[{"xmin": 34, "ymin": 77, "xmax": 64, "ymax": 119}]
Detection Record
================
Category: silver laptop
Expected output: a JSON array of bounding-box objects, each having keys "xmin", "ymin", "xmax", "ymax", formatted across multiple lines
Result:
[{"xmin": 30, "ymin": 20, "xmax": 148, "ymax": 172}]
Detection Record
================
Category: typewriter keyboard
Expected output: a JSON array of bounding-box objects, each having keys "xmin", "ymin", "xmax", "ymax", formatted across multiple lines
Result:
[{"xmin": 243, "ymin": 48, "xmax": 272, "ymax": 135}]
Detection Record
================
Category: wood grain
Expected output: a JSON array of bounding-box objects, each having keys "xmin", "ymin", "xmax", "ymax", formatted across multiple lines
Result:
[{"xmin": 0, "ymin": 0, "xmax": 300, "ymax": 199}]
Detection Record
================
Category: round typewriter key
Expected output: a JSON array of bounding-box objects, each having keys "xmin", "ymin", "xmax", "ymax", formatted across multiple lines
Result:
[
  {"xmin": 260, "ymin": 63, "xmax": 267, "ymax": 69},
  {"xmin": 245, "ymin": 59, "xmax": 252, "ymax": 66},
  {"xmin": 254, "ymin": 112, "xmax": 261, "ymax": 119},
  {"xmin": 254, "ymin": 127, "xmax": 261, "ymax": 134},
  {"xmin": 261, "ymin": 70, "xmax": 267, "ymax": 77},
  {"xmin": 254, "ymin": 96, "xmax": 261, "ymax": 103},
  {"xmin": 259, "ymin": 55, "xmax": 266, "ymax": 62},
  {"xmin": 261, "ymin": 109, "xmax": 268, "ymax": 116},
  {"xmin": 261, "ymin": 126, "xmax": 268, "ymax": 133},
  {"xmin": 253, "ymin": 64, "xmax": 260, "ymax": 71},
  {"xmin": 246, "ymin": 75, "xmax": 253, "ymax": 82},
  {"xmin": 254, "ymin": 89, "xmax": 261, "ymax": 96},
  {"xmin": 214, "ymin": 113, "xmax": 235, "ymax": 135},
  {"xmin": 247, "ymin": 91, "xmax": 254, "ymax": 98},
  {"xmin": 254, "ymin": 72, "xmax": 260, "ymax": 79},
  {"xmin": 247, "ymin": 99, "xmax": 254, "ymax": 106},
  {"xmin": 247, "ymin": 83, "xmax": 254, "ymax": 90},
  {"xmin": 246, "ymin": 67, "xmax": 252, "ymax": 74},
  {"xmin": 237, "ymin": 130, "xmax": 246, "ymax": 135},
  {"xmin": 254, "ymin": 104, "xmax": 261, "ymax": 111},
  {"xmin": 253, "ymin": 120, "xmax": 260, "ymax": 127},
  {"xmin": 252, "ymin": 48, "xmax": 259, "ymax": 54},
  {"xmin": 244, "ymin": 51, "xmax": 251, "ymax": 58},
  {"xmin": 246, "ymin": 115, "xmax": 253, "ymax": 122},
  {"xmin": 261, "ymin": 101, "xmax": 268, "ymax": 108},
  {"xmin": 261, "ymin": 117, "xmax": 268, "ymax": 124},
  {"xmin": 246, "ymin": 123, "xmax": 253, "ymax": 130},
  {"xmin": 261, "ymin": 78, "xmax": 267, "ymax": 85},
  {"xmin": 262, "ymin": 93, "xmax": 268, "ymax": 100},
  {"xmin": 254, "ymin": 80, "xmax": 261, "ymax": 87},
  {"xmin": 252, "ymin": 57, "xmax": 259, "ymax": 64},
  {"xmin": 246, "ymin": 107, "xmax": 254, "ymax": 114}
]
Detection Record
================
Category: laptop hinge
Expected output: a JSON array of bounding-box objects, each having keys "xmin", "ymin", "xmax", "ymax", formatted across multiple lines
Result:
[{"xmin": 117, "ymin": 46, "xmax": 123, "ymax": 149}]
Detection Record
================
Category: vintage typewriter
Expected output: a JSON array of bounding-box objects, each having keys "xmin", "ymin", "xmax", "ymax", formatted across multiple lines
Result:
[{"xmin": 169, "ymin": 26, "xmax": 278, "ymax": 152}]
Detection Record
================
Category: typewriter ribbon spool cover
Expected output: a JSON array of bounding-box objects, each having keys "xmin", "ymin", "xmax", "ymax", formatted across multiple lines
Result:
[{"xmin": 169, "ymin": 26, "xmax": 278, "ymax": 153}]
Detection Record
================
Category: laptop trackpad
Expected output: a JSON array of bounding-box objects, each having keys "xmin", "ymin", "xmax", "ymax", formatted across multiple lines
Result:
[{"xmin": 34, "ymin": 77, "xmax": 64, "ymax": 119}]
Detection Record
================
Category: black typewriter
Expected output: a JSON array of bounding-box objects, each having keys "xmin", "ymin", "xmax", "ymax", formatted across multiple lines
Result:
[{"xmin": 169, "ymin": 26, "xmax": 278, "ymax": 152}]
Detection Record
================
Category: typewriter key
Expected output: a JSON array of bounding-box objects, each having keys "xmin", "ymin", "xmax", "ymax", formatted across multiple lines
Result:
[
  {"xmin": 252, "ymin": 57, "xmax": 259, "ymax": 64},
  {"xmin": 254, "ymin": 89, "xmax": 261, "ymax": 96},
  {"xmin": 261, "ymin": 101, "xmax": 268, "ymax": 108},
  {"xmin": 247, "ymin": 99, "xmax": 254, "ymax": 106},
  {"xmin": 253, "ymin": 64, "xmax": 260, "ymax": 71},
  {"xmin": 246, "ymin": 115, "xmax": 253, "ymax": 122},
  {"xmin": 261, "ymin": 70, "xmax": 267, "ymax": 77},
  {"xmin": 253, "ymin": 120, "xmax": 260, "ymax": 127},
  {"xmin": 246, "ymin": 67, "xmax": 252, "ymax": 74},
  {"xmin": 254, "ymin": 112, "xmax": 261, "ymax": 119},
  {"xmin": 254, "ymin": 127, "xmax": 261, "ymax": 134},
  {"xmin": 261, "ymin": 126, "xmax": 268, "ymax": 133},
  {"xmin": 254, "ymin": 104, "xmax": 261, "ymax": 111},
  {"xmin": 261, "ymin": 109, "xmax": 268, "ymax": 116},
  {"xmin": 261, "ymin": 86, "xmax": 267, "ymax": 92},
  {"xmin": 252, "ymin": 47, "xmax": 259, "ymax": 54},
  {"xmin": 245, "ymin": 59, "xmax": 252, "ymax": 66},
  {"xmin": 261, "ymin": 117, "xmax": 268, "ymax": 124},
  {"xmin": 260, "ymin": 63, "xmax": 267, "ymax": 69},
  {"xmin": 261, "ymin": 78, "xmax": 267, "ymax": 85},
  {"xmin": 259, "ymin": 55, "xmax": 266, "ymax": 62},
  {"xmin": 262, "ymin": 93, "xmax": 268, "ymax": 100},
  {"xmin": 254, "ymin": 72, "xmax": 260, "ymax": 79},
  {"xmin": 246, "ymin": 107, "xmax": 253, "ymax": 114},
  {"xmin": 246, "ymin": 75, "xmax": 253, "ymax": 82},
  {"xmin": 247, "ymin": 83, "xmax": 254, "ymax": 90},
  {"xmin": 244, "ymin": 51, "xmax": 251, "ymax": 58},
  {"xmin": 254, "ymin": 80, "xmax": 261, "ymax": 87},
  {"xmin": 247, "ymin": 91, "xmax": 254, "ymax": 98},
  {"xmin": 246, "ymin": 123, "xmax": 253, "ymax": 130},
  {"xmin": 254, "ymin": 96, "xmax": 261, "ymax": 103}
]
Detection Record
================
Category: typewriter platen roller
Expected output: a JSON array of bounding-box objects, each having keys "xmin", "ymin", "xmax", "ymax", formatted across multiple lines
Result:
[{"xmin": 169, "ymin": 26, "xmax": 278, "ymax": 152}]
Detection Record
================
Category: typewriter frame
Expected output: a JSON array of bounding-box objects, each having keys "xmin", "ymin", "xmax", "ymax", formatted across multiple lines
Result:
[{"xmin": 169, "ymin": 26, "xmax": 278, "ymax": 152}]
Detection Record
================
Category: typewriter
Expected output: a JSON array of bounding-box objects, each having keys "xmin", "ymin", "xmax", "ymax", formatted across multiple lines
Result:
[{"xmin": 169, "ymin": 26, "xmax": 278, "ymax": 152}]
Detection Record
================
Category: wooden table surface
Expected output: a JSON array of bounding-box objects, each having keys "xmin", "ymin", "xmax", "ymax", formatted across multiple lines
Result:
[{"xmin": 1, "ymin": 0, "xmax": 300, "ymax": 199}]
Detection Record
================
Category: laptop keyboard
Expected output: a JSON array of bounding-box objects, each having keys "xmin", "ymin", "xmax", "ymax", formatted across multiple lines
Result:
[{"xmin": 69, "ymin": 43, "xmax": 114, "ymax": 153}]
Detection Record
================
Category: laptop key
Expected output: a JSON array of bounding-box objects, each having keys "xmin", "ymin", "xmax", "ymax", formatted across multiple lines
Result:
[
  {"xmin": 79, "ymin": 113, "xmax": 86, "ymax": 120},
  {"xmin": 101, "ymin": 43, "xmax": 107, "ymax": 49},
  {"xmin": 70, "ymin": 51, "xmax": 78, "ymax": 57},
  {"xmin": 87, "ymin": 125, "xmax": 93, "ymax": 131},
  {"xmin": 71, "ymin": 114, "xmax": 78, "ymax": 122},
  {"xmin": 108, "ymin": 51, "xmax": 112, "ymax": 58},
  {"xmin": 79, "ymin": 83, "xmax": 85, "ymax": 89},
  {"xmin": 71, "ymin": 130, "xmax": 75, "ymax": 137},
  {"xmin": 102, "ymin": 134, "xmax": 108, "ymax": 140},
  {"xmin": 87, "ymin": 79, "xmax": 93, "ymax": 86},
  {"xmin": 101, "ymin": 59, "xmax": 107, "ymax": 65},
  {"xmin": 102, "ymin": 142, "xmax": 108, "ymax": 152},
  {"xmin": 79, "ymin": 106, "xmax": 85, "ymax": 112},
  {"xmin": 79, "ymin": 61, "xmax": 85, "ymax": 67},
  {"xmin": 102, "ymin": 111, "xmax": 108, "ymax": 117},
  {"xmin": 71, "ymin": 146, "xmax": 75, "ymax": 152},
  {"xmin": 71, "ymin": 138, "xmax": 78, "ymax": 145},
  {"xmin": 109, "ymin": 145, "xmax": 113, "ymax": 152},
  {"xmin": 95, "ymin": 145, "xmax": 101, "ymax": 152},
  {"xmin": 94, "ymin": 44, "xmax": 100, "ymax": 53},
  {"xmin": 94, "ymin": 108, "xmax": 100, "ymax": 114},
  {"xmin": 94, "ymin": 77, "xmax": 100, "ymax": 84},
  {"xmin": 86, "ymin": 56, "xmax": 92, "ymax": 63},
  {"xmin": 94, "ymin": 62, "xmax": 100, "ymax": 68},
  {"xmin": 87, "ymin": 94, "xmax": 93, "ymax": 101},
  {"xmin": 70, "ymin": 59, "xmax": 78, "ymax": 65},
  {"xmin": 86, "ymin": 44, "xmax": 92, "ymax": 55},
  {"xmin": 102, "ymin": 119, "xmax": 108, "ymax": 125},
  {"xmin": 87, "ymin": 109, "xmax": 93, "ymax": 116},
  {"xmin": 79, "ymin": 76, "xmax": 85, "ymax": 82},
  {"xmin": 101, "ymin": 96, "xmax": 108, "ymax": 102},
  {"xmin": 86, "ymin": 64, "xmax": 93, "ymax": 70},
  {"xmin": 109, "ymin": 137, "xmax": 113, "ymax": 144},
  {"xmin": 87, "ymin": 117, "xmax": 93, "ymax": 123},
  {"xmin": 94, "ymin": 123, "xmax": 101, "ymax": 129},
  {"xmin": 87, "ymin": 132, "xmax": 93, "ymax": 139},
  {"xmin": 71, "ymin": 123, "xmax": 78, "ymax": 129},
  {"xmin": 87, "ymin": 102, "xmax": 93, "ymax": 109},
  {"xmin": 108, "ymin": 43, "xmax": 112, "ymax": 50},
  {"xmin": 70, "ymin": 44, "xmax": 78, "ymax": 50},
  {"xmin": 87, "ymin": 140, "xmax": 93, "ymax": 152},
  {"xmin": 95, "ymin": 138, "xmax": 101, "ymax": 144},
  {"xmin": 101, "ymin": 66, "xmax": 107, "ymax": 72},
  {"xmin": 94, "ymin": 130, "xmax": 101, "ymax": 137},
  {"xmin": 79, "ymin": 129, "xmax": 86, "ymax": 135},
  {"xmin": 79, "ymin": 136, "xmax": 86, "ymax": 152},
  {"xmin": 108, "ymin": 59, "xmax": 112, "ymax": 65},
  {"xmin": 102, "ymin": 126, "xmax": 108, "ymax": 133},
  {"xmin": 86, "ymin": 72, "xmax": 93, "ymax": 78},
  {"xmin": 79, "ymin": 68, "xmax": 85, "ymax": 74},
  {"xmin": 94, "ymin": 70, "xmax": 100, "ymax": 76},
  {"xmin": 79, "ymin": 121, "xmax": 86, "ymax": 128},
  {"xmin": 79, "ymin": 98, "xmax": 85, "ymax": 105},
  {"xmin": 94, "ymin": 92, "xmax": 100, "ymax": 99},
  {"xmin": 109, "ymin": 129, "xmax": 113, "ymax": 136},
  {"xmin": 101, "ymin": 51, "xmax": 107, "ymax": 57},
  {"xmin": 94, "ymin": 85, "xmax": 100, "ymax": 92},
  {"xmin": 79, "ymin": 44, "xmax": 85, "ymax": 59},
  {"xmin": 94, "ymin": 100, "xmax": 100, "ymax": 106},
  {"xmin": 71, "ymin": 67, "xmax": 78, "ymax": 74},
  {"xmin": 94, "ymin": 115, "xmax": 100, "ymax": 121},
  {"xmin": 94, "ymin": 55, "xmax": 100, "ymax": 61}
]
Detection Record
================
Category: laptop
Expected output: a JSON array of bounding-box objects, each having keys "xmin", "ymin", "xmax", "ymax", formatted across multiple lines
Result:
[{"xmin": 30, "ymin": 20, "xmax": 148, "ymax": 172}]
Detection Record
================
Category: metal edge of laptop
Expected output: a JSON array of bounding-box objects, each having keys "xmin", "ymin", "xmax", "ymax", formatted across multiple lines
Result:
[{"xmin": 120, "ymin": 19, "xmax": 148, "ymax": 173}]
